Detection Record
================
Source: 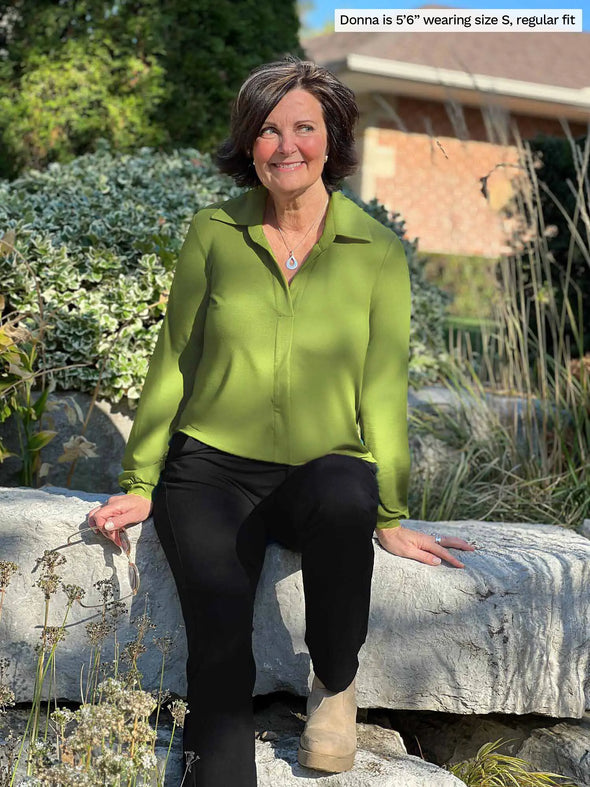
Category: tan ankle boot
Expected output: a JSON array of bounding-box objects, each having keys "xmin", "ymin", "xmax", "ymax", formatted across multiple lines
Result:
[{"xmin": 297, "ymin": 676, "xmax": 357, "ymax": 773}]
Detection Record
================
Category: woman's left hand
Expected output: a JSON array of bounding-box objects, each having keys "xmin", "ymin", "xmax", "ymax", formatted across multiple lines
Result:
[{"xmin": 376, "ymin": 526, "xmax": 475, "ymax": 568}]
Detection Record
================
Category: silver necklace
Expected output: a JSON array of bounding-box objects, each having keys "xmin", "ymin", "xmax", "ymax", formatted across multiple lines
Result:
[{"xmin": 273, "ymin": 197, "xmax": 330, "ymax": 270}]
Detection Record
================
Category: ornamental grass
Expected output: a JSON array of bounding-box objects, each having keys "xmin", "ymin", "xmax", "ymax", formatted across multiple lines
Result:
[
  {"xmin": 447, "ymin": 739, "xmax": 577, "ymax": 786},
  {"xmin": 410, "ymin": 132, "xmax": 589, "ymax": 528}
]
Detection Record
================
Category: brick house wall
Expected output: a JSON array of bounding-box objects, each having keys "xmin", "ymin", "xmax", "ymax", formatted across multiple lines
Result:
[
  {"xmin": 356, "ymin": 96, "xmax": 588, "ymax": 256},
  {"xmin": 304, "ymin": 30, "xmax": 590, "ymax": 258}
]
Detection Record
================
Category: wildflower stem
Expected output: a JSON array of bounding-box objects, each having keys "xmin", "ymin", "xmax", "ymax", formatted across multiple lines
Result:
[
  {"xmin": 113, "ymin": 626, "xmax": 120, "ymax": 679},
  {"xmin": 162, "ymin": 719, "xmax": 177, "ymax": 785},
  {"xmin": 28, "ymin": 595, "xmax": 51, "ymax": 770},
  {"xmin": 91, "ymin": 645, "xmax": 101, "ymax": 704},
  {"xmin": 154, "ymin": 651, "xmax": 166, "ymax": 738}
]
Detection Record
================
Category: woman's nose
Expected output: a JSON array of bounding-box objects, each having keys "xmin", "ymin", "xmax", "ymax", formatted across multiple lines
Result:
[{"xmin": 277, "ymin": 132, "xmax": 297, "ymax": 156}]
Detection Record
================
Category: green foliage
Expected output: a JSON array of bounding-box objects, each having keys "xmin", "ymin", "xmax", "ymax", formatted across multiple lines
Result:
[
  {"xmin": 0, "ymin": 147, "xmax": 449, "ymax": 413},
  {"xmin": 0, "ymin": 0, "xmax": 303, "ymax": 177},
  {"xmin": 421, "ymin": 252, "xmax": 500, "ymax": 318},
  {"xmin": 0, "ymin": 147, "xmax": 239, "ymax": 403},
  {"xmin": 448, "ymin": 738, "xmax": 577, "ymax": 786},
  {"xmin": 0, "ymin": 1, "xmax": 169, "ymax": 177},
  {"xmin": 156, "ymin": 0, "xmax": 304, "ymax": 149},
  {"xmin": 0, "ymin": 283, "xmax": 95, "ymax": 486},
  {"xmin": 0, "ymin": 39, "xmax": 167, "ymax": 176},
  {"xmin": 0, "ymin": 293, "xmax": 57, "ymax": 484}
]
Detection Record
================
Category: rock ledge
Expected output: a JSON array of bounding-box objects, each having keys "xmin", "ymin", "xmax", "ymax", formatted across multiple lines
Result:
[{"xmin": 1, "ymin": 486, "xmax": 589, "ymax": 718}]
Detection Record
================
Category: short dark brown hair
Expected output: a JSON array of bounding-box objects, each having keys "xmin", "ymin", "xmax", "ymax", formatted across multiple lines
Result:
[{"xmin": 216, "ymin": 56, "xmax": 359, "ymax": 191}]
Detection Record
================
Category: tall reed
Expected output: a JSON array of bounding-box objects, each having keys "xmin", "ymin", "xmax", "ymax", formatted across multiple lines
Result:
[{"xmin": 413, "ymin": 130, "xmax": 589, "ymax": 526}]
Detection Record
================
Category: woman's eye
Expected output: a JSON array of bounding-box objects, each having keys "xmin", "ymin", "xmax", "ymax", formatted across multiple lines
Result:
[{"xmin": 259, "ymin": 127, "xmax": 276, "ymax": 136}]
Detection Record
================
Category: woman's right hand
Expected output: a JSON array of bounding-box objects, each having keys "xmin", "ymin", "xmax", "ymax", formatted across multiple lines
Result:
[{"xmin": 87, "ymin": 494, "xmax": 153, "ymax": 549}]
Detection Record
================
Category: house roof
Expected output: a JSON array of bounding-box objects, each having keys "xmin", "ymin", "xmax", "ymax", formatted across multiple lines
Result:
[{"xmin": 304, "ymin": 29, "xmax": 590, "ymax": 91}]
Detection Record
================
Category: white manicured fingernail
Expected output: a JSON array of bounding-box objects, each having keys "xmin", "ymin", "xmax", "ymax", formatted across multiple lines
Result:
[{"xmin": 432, "ymin": 557, "xmax": 441, "ymax": 565}]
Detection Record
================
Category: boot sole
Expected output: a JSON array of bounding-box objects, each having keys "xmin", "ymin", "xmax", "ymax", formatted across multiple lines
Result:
[{"xmin": 297, "ymin": 745, "xmax": 355, "ymax": 773}]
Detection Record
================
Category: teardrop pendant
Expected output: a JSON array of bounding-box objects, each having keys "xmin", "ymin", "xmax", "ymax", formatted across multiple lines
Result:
[{"xmin": 286, "ymin": 254, "xmax": 299, "ymax": 270}]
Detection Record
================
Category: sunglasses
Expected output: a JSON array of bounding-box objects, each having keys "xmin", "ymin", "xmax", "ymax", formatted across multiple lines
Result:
[{"xmin": 47, "ymin": 524, "xmax": 140, "ymax": 608}]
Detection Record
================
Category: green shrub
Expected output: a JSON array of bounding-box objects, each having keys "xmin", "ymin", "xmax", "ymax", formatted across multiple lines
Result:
[
  {"xmin": 0, "ymin": 0, "xmax": 303, "ymax": 178},
  {"xmin": 0, "ymin": 37, "xmax": 168, "ymax": 177},
  {"xmin": 420, "ymin": 252, "xmax": 500, "ymax": 318},
  {"xmin": 0, "ymin": 147, "xmax": 449, "ymax": 406}
]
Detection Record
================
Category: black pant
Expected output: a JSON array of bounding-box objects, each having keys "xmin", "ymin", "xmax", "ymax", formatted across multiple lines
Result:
[{"xmin": 152, "ymin": 432, "xmax": 379, "ymax": 787}]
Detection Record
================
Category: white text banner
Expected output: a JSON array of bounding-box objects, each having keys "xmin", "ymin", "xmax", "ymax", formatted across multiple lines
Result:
[{"xmin": 334, "ymin": 9, "xmax": 582, "ymax": 32}]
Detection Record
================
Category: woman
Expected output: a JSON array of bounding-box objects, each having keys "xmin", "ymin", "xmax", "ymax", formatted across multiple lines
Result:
[{"xmin": 89, "ymin": 57, "xmax": 473, "ymax": 786}]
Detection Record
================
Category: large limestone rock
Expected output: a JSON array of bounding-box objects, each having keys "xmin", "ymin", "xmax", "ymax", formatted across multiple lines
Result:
[
  {"xmin": 255, "ymin": 734, "xmax": 464, "ymax": 786},
  {"xmin": 1, "ymin": 486, "xmax": 188, "ymax": 703},
  {"xmin": 161, "ymin": 719, "xmax": 466, "ymax": 786},
  {"xmin": 156, "ymin": 721, "xmax": 465, "ymax": 786},
  {"xmin": 2, "ymin": 486, "xmax": 590, "ymax": 718}
]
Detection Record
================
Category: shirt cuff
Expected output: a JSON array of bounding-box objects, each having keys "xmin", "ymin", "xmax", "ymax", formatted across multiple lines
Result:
[
  {"xmin": 118, "ymin": 472, "xmax": 158, "ymax": 501},
  {"xmin": 375, "ymin": 503, "xmax": 408, "ymax": 529},
  {"xmin": 123, "ymin": 486, "xmax": 155, "ymax": 501},
  {"xmin": 375, "ymin": 519, "xmax": 403, "ymax": 530}
]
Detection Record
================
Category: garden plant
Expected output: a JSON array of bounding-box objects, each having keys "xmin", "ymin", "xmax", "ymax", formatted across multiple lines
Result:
[
  {"xmin": 448, "ymin": 739, "xmax": 577, "ymax": 787},
  {"xmin": 410, "ymin": 132, "xmax": 589, "ymax": 528},
  {"xmin": 0, "ymin": 0, "xmax": 303, "ymax": 179},
  {"xmin": 0, "ymin": 554, "xmax": 188, "ymax": 786}
]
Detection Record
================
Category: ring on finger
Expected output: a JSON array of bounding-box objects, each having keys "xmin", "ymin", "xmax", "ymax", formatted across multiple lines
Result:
[{"xmin": 431, "ymin": 532, "xmax": 443, "ymax": 545}]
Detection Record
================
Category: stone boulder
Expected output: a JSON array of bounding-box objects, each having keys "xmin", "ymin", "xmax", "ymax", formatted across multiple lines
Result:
[
  {"xmin": 158, "ymin": 723, "xmax": 465, "ymax": 787},
  {"xmin": 1, "ymin": 486, "xmax": 590, "ymax": 718},
  {"xmin": 516, "ymin": 715, "xmax": 590, "ymax": 787},
  {"xmin": 255, "ymin": 733, "xmax": 464, "ymax": 787}
]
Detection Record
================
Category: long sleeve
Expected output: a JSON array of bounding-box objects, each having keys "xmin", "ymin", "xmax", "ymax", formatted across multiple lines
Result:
[
  {"xmin": 359, "ymin": 235, "xmax": 412, "ymax": 529},
  {"xmin": 118, "ymin": 213, "xmax": 209, "ymax": 499}
]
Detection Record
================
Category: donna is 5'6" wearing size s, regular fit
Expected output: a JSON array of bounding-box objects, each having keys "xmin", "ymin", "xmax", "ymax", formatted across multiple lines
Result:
[{"xmin": 118, "ymin": 186, "xmax": 412, "ymax": 529}]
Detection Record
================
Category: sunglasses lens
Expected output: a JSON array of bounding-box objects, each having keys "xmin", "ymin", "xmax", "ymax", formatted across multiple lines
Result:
[
  {"xmin": 129, "ymin": 564, "xmax": 140, "ymax": 594},
  {"xmin": 119, "ymin": 530, "xmax": 131, "ymax": 555}
]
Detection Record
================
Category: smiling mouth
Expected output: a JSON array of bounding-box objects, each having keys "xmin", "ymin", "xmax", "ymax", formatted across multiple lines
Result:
[{"xmin": 272, "ymin": 162, "xmax": 305, "ymax": 171}]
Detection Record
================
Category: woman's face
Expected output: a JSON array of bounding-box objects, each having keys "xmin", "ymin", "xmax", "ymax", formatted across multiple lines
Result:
[{"xmin": 252, "ymin": 88, "xmax": 329, "ymax": 200}]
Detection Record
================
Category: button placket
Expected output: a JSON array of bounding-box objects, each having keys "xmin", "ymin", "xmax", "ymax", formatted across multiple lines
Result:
[{"xmin": 269, "ymin": 253, "xmax": 295, "ymax": 462}]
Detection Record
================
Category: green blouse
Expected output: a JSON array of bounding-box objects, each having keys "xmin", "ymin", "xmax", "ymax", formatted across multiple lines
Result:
[{"xmin": 119, "ymin": 186, "xmax": 411, "ymax": 529}]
